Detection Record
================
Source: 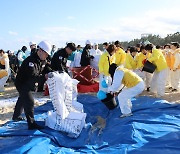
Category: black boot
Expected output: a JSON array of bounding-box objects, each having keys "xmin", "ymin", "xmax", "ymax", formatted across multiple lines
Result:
[
  {"xmin": 12, "ymin": 116, "xmax": 25, "ymax": 121},
  {"xmin": 28, "ymin": 122, "xmax": 44, "ymax": 130},
  {"xmin": 147, "ymin": 87, "xmax": 150, "ymax": 92},
  {"xmin": 172, "ymin": 89, "xmax": 177, "ymax": 92}
]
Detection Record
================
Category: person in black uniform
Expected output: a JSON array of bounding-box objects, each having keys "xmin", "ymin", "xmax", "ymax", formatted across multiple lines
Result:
[
  {"xmin": 29, "ymin": 42, "xmax": 51, "ymax": 92},
  {"xmin": 37, "ymin": 54, "xmax": 52, "ymax": 92},
  {"xmin": 80, "ymin": 44, "xmax": 94, "ymax": 67},
  {"xmin": 51, "ymin": 43, "xmax": 76, "ymax": 73},
  {"xmin": 12, "ymin": 41, "xmax": 52, "ymax": 130}
]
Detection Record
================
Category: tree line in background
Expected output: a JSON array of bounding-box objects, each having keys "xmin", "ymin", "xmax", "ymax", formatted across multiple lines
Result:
[{"xmin": 98, "ymin": 32, "xmax": 180, "ymax": 50}]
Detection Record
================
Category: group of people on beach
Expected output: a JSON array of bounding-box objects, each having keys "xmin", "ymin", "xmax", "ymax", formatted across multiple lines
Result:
[{"xmin": 0, "ymin": 39, "xmax": 179, "ymax": 129}]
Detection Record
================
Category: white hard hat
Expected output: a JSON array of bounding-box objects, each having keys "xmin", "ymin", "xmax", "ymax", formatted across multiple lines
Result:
[
  {"xmin": 29, "ymin": 41, "xmax": 36, "ymax": 46},
  {"xmin": 38, "ymin": 41, "xmax": 51, "ymax": 55}
]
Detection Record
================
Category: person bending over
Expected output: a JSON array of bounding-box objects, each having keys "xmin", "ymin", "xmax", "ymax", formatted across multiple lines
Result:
[{"xmin": 108, "ymin": 64, "xmax": 145, "ymax": 118}]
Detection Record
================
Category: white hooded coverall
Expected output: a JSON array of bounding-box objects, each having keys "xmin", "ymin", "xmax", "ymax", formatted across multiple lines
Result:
[{"xmin": 108, "ymin": 68, "xmax": 145, "ymax": 115}]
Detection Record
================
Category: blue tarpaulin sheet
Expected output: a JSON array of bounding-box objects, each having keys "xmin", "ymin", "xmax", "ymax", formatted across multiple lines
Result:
[{"xmin": 0, "ymin": 95, "xmax": 180, "ymax": 154}]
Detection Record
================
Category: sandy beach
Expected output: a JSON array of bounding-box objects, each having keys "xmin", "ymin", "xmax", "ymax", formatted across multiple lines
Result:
[
  {"xmin": 0, "ymin": 82, "xmax": 50, "ymax": 126},
  {"xmin": 0, "ymin": 81, "xmax": 179, "ymax": 126}
]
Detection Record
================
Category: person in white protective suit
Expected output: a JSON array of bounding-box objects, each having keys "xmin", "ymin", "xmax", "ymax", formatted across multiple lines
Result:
[
  {"xmin": 145, "ymin": 44, "xmax": 168, "ymax": 97},
  {"xmin": 70, "ymin": 45, "xmax": 83, "ymax": 68},
  {"xmin": 0, "ymin": 49, "xmax": 10, "ymax": 92},
  {"xmin": 89, "ymin": 43, "xmax": 102, "ymax": 71},
  {"xmin": 162, "ymin": 44, "xmax": 172, "ymax": 88},
  {"xmin": 108, "ymin": 63, "xmax": 145, "ymax": 118},
  {"xmin": 170, "ymin": 42, "xmax": 180, "ymax": 91}
]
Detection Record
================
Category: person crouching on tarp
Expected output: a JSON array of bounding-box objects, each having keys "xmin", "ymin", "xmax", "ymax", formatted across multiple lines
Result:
[{"xmin": 108, "ymin": 64, "xmax": 145, "ymax": 118}]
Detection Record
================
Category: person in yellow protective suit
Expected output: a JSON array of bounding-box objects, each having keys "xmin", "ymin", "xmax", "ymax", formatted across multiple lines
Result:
[
  {"xmin": 135, "ymin": 45, "xmax": 152, "ymax": 91},
  {"xmin": 98, "ymin": 44, "xmax": 116, "ymax": 92},
  {"xmin": 145, "ymin": 44, "xmax": 168, "ymax": 97},
  {"xmin": 162, "ymin": 44, "xmax": 173, "ymax": 88},
  {"xmin": 114, "ymin": 41, "xmax": 126, "ymax": 67},
  {"xmin": 124, "ymin": 46, "xmax": 137, "ymax": 70},
  {"xmin": 170, "ymin": 42, "xmax": 180, "ymax": 92},
  {"xmin": 108, "ymin": 64, "xmax": 145, "ymax": 118},
  {"xmin": 0, "ymin": 49, "xmax": 10, "ymax": 92}
]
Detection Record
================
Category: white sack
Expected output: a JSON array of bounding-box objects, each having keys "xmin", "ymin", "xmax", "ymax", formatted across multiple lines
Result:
[{"xmin": 45, "ymin": 71, "xmax": 86, "ymax": 138}]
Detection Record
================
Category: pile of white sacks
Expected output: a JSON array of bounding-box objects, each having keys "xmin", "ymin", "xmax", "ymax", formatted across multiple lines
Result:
[{"xmin": 45, "ymin": 71, "xmax": 87, "ymax": 138}]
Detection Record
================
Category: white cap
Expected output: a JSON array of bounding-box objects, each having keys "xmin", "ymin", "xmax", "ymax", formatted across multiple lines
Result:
[
  {"xmin": 38, "ymin": 41, "xmax": 51, "ymax": 55},
  {"xmin": 29, "ymin": 41, "xmax": 36, "ymax": 46},
  {"xmin": 85, "ymin": 40, "xmax": 91, "ymax": 45}
]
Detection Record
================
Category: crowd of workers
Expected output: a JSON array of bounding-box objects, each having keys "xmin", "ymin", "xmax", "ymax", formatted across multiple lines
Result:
[{"xmin": 0, "ymin": 39, "xmax": 179, "ymax": 129}]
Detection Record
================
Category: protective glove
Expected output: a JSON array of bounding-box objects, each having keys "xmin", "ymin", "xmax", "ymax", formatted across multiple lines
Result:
[
  {"xmin": 142, "ymin": 59, "xmax": 147, "ymax": 65},
  {"xmin": 101, "ymin": 80, "xmax": 108, "ymax": 88},
  {"xmin": 34, "ymin": 82, "xmax": 39, "ymax": 92},
  {"xmin": 97, "ymin": 90, "xmax": 107, "ymax": 100}
]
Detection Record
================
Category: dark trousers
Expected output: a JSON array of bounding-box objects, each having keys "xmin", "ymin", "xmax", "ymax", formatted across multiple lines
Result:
[
  {"xmin": 12, "ymin": 85, "xmax": 35, "ymax": 126},
  {"xmin": 37, "ymin": 75, "xmax": 46, "ymax": 92}
]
